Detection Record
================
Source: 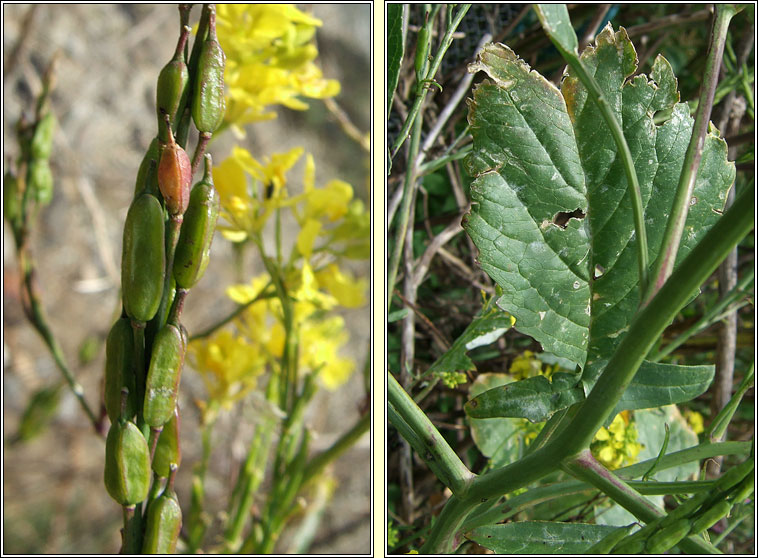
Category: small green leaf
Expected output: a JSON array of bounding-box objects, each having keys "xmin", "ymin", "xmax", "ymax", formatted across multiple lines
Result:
[
  {"xmin": 427, "ymin": 294, "xmax": 513, "ymax": 376},
  {"xmin": 15, "ymin": 384, "xmax": 62, "ymax": 443},
  {"xmin": 465, "ymin": 372, "xmax": 584, "ymax": 422},
  {"xmin": 388, "ymin": 308, "xmax": 410, "ymax": 323},
  {"xmin": 534, "ymin": 4, "xmax": 578, "ymax": 55},
  {"xmin": 467, "ymin": 373, "xmax": 524, "ymax": 467},
  {"xmin": 387, "ymin": 4, "xmax": 404, "ymax": 116}
]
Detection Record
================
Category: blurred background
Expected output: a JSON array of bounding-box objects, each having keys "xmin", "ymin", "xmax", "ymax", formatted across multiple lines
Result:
[{"xmin": 3, "ymin": 4, "xmax": 371, "ymax": 554}]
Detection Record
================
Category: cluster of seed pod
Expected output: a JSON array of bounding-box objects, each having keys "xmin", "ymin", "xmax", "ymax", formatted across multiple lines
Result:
[
  {"xmin": 4, "ymin": 57, "xmax": 59, "ymax": 232},
  {"xmin": 102, "ymin": 5, "xmax": 224, "ymax": 553},
  {"xmin": 585, "ymin": 457, "xmax": 755, "ymax": 554}
]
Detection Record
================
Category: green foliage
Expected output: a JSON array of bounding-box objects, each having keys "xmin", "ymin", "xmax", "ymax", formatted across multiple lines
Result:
[
  {"xmin": 14, "ymin": 384, "xmax": 62, "ymax": 443},
  {"xmin": 388, "ymin": 4, "xmax": 754, "ymax": 555},
  {"xmin": 386, "ymin": 4, "xmax": 404, "ymax": 115},
  {"xmin": 463, "ymin": 27, "xmax": 733, "ymax": 420}
]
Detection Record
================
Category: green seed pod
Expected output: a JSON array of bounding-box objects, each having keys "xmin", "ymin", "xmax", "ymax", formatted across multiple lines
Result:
[
  {"xmin": 134, "ymin": 137, "xmax": 160, "ymax": 196},
  {"xmin": 122, "ymin": 193, "xmax": 166, "ymax": 323},
  {"xmin": 157, "ymin": 116, "xmax": 191, "ymax": 216},
  {"xmin": 715, "ymin": 458, "xmax": 754, "ymax": 492},
  {"xmin": 585, "ymin": 523, "xmax": 637, "ymax": 553},
  {"xmin": 31, "ymin": 112, "xmax": 56, "ymax": 160},
  {"xmin": 144, "ymin": 324, "xmax": 185, "ymax": 428},
  {"xmin": 142, "ymin": 466, "xmax": 182, "ymax": 554},
  {"xmin": 157, "ymin": 26, "xmax": 191, "ymax": 143},
  {"xmin": 173, "ymin": 154, "xmax": 219, "ymax": 289},
  {"xmin": 645, "ymin": 518, "xmax": 692, "ymax": 554},
  {"xmin": 104, "ymin": 419, "xmax": 151, "ymax": 506},
  {"xmin": 611, "ymin": 538, "xmax": 645, "ymax": 554},
  {"xmin": 191, "ymin": 7, "xmax": 226, "ymax": 134},
  {"xmin": 3, "ymin": 167, "xmax": 19, "ymax": 223},
  {"xmin": 104, "ymin": 317, "xmax": 137, "ymax": 423},
  {"xmin": 729, "ymin": 473, "xmax": 754, "ymax": 505},
  {"xmin": 152, "ymin": 406, "xmax": 182, "ymax": 478},
  {"xmin": 28, "ymin": 158, "xmax": 53, "ymax": 206},
  {"xmin": 691, "ymin": 500, "xmax": 732, "ymax": 533},
  {"xmin": 658, "ymin": 492, "xmax": 708, "ymax": 528}
]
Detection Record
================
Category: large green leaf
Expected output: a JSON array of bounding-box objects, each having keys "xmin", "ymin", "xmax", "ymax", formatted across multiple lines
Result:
[
  {"xmin": 467, "ymin": 521, "xmax": 618, "ymax": 554},
  {"xmin": 463, "ymin": 26, "xmax": 734, "ymax": 417}
]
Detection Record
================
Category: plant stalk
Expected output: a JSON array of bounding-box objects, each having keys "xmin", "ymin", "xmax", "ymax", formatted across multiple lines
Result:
[
  {"xmin": 644, "ymin": 4, "xmax": 737, "ymax": 304},
  {"xmin": 388, "ymin": 372, "xmax": 475, "ymax": 497}
]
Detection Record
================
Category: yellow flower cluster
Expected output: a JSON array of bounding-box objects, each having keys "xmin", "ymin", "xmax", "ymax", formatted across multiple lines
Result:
[
  {"xmin": 214, "ymin": 4, "xmax": 340, "ymax": 130},
  {"xmin": 683, "ymin": 409, "xmax": 705, "ymax": 435},
  {"xmin": 509, "ymin": 350, "xmax": 558, "ymax": 380},
  {"xmin": 189, "ymin": 145, "xmax": 368, "ymax": 405},
  {"xmin": 212, "ymin": 146, "xmax": 369, "ymax": 263},
  {"xmin": 591, "ymin": 412, "xmax": 643, "ymax": 470}
]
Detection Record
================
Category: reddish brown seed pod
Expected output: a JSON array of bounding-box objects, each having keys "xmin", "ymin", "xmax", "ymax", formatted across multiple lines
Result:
[{"xmin": 157, "ymin": 115, "xmax": 191, "ymax": 216}]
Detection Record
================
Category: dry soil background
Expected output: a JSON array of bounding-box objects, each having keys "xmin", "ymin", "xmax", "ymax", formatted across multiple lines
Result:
[{"xmin": 3, "ymin": 4, "xmax": 371, "ymax": 554}]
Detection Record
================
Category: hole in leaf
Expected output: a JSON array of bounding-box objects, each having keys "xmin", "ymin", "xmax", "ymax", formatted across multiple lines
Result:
[
  {"xmin": 552, "ymin": 208, "xmax": 585, "ymax": 229},
  {"xmin": 594, "ymin": 264, "xmax": 605, "ymax": 279},
  {"xmin": 653, "ymin": 107, "xmax": 673, "ymax": 125}
]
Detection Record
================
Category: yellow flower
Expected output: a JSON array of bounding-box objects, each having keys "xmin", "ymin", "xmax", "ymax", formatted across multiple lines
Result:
[
  {"xmin": 328, "ymin": 199, "xmax": 371, "ymax": 259},
  {"xmin": 213, "ymin": 146, "xmax": 304, "ymax": 238},
  {"xmin": 314, "ymin": 263, "xmax": 367, "ymax": 308},
  {"xmin": 296, "ymin": 218, "xmax": 322, "ymax": 259},
  {"xmin": 214, "ymin": 4, "xmax": 340, "ymax": 128},
  {"xmin": 226, "ymin": 273, "xmax": 271, "ymax": 305},
  {"xmin": 591, "ymin": 412, "xmax": 642, "ymax": 469},
  {"xmin": 299, "ymin": 315, "xmax": 354, "ymax": 390},
  {"xmin": 684, "ymin": 409, "xmax": 705, "ymax": 435},
  {"xmin": 291, "ymin": 262, "xmax": 337, "ymax": 310},
  {"xmin": 304, "ymin": 178, "xmax": 354, "ymax": 222},
  {"xmin": 509, "ymin": 351, "xmax": 542, "ymax": 380},
  {"xmin": 189, "ymin": 330, "xmax": 266, "ymax": 410}
]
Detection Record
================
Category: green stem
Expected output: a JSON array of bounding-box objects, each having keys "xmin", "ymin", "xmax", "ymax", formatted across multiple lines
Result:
[
  {"xmin": 186, "ymin": 407, "xmax": 218, "ymax": 552},
  {"xmin": 387, "ymin": 105, "xmax": 423, "ymax": 312},
  {"xmin": 414, "ymin": 186, "xmax": 753, "ymax": 552},
  {"xmin": 167, "ymin": 287, "xmax": 188, "ymax": 326},
  {"xmin": 388, "ymin": 372, "xmax": 475, "ymax": 496},
  {"xmin": 189, "ymin": 284, "xmax": 275, "ymax": 340},
  {"xmin": 644, "ymin": 4, "xmax": 737, "ymax": 304},
  {"xmin": 121, "ymin": 504, "xmax": 143, "ymax": 554},
  {"xmin": 389, "ymin": 4, "xmax": 471, "ymax": 163},
  {"xmin": 417, "ymin": 143, "xmax": 472, "ymax": 176},
  {"xmin": 16, "ymin": 249, "xmax": 100, "ymax": 431},
  {"xmin": 301, "ymin": 411, "xmax": 369, "ymax": 484},
  {"xmin": 563, "ymin": 450, "xmax": 720, "ymax": 554},
  {"xmin": 616, "ymin": 440, "xmax": 753, "ymax": 479},
  {"xmin": 230, "ymin": 375, "xmax": 280, "ymax": 553},
  {"xmin": 191, "ymin": 132, "xmax": 212, "ymax": 178},
  {"xmin": 711, "ymin": 509, "xmax": 749, "ymax": 546},
  {"xmin": 164, "ymin": 215, "xmax": 183, "ymax": 317},
  {"xmin": 705, "ymin": 362, "xmax": 755, "ymax": 441},
  {"xmin": 223, "ymin": 425, "xmax": 272, "ymax": 552},
  {"xmin": 651, "ymin": 268, "xmax": 754, "ymax": 361},
  {"xmin": 556, "ymin": 44, "xmax": 650, "ymax": 295},
  {"xmin": 552, "ymin": 185, "xmax": 753, "ymax": 455}
]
